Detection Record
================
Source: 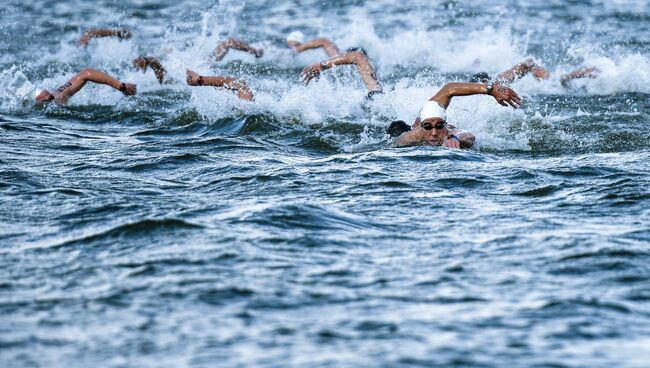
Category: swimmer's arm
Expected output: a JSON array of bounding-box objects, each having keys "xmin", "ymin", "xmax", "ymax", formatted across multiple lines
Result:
[
  {"xmin": 214, "ymin": 38, "xmax": 264, "ymax": 61},
  {"xmin": 560, "ymin": 66, "xmax": 600, "ymax": 88},
  {"xmin": 394, "ymin": 128, "xmax": 427, "ymax": 147},
  {"xmin": 303, "ymin": 51, "xmax": 382, "ymax": 92},
  {"xmin": 430, "ymin": 83, "xmax": 521, "ymax": 109},
  {"xmin": 55, "ymin": 68, "xmax": 136, "ymax": 103},
  {"xmin": 133, "ymin": 57, "xmax": 166, "ymax": 84},
  {"xmin": 186, "ymin": 69, "xmax": 254, "ymax": 101},
  {"xmin": 496, "ymin": 58, "xmax": 549, "ymax": 84},
  {"xmin": 78, "ymin": 28, "xmax": 132, "ymax": 47},
  {"xmin": 293, "ymin": 38, "xmax": 342, "ymax": 58}
]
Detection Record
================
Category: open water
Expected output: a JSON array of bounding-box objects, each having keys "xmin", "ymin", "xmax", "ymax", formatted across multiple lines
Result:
[{"xmin": 1, "ymin": 0, "xmax": 650, "ymax": 367}]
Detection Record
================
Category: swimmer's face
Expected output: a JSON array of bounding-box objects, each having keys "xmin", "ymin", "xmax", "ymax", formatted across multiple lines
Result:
[
  {"xmin": 421, "ymin": 118, "xmax": 446, "ymax": 140},
  {"xmin": 287, "ymin": 40, "xmax": 300, "ymax": 48},
  {"xmin": 35, "ymin": 90, "xmax": 54, "ymax": 103}
]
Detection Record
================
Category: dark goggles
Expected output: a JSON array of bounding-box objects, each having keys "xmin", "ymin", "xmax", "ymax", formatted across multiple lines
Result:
[{"xmin": 421, "ymin": 121, "xmax": 446, "ymax": 130}]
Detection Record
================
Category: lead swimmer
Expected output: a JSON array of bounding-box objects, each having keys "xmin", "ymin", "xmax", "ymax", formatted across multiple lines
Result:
[{"xmin": 387, "ymin": 83, "xmax": 522, "ymax": 149}]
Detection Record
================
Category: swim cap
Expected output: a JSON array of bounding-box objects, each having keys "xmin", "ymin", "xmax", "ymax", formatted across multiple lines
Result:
[
  {"xmin": 286, "ymin": 31, "xmax": 305, "ymax": 44},
  {"xmin": 419, "ymin": 101, "xmax": 446, "ymax": 121}
]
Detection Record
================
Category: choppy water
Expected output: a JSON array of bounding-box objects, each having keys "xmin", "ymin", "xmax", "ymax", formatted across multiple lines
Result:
[{"xmin": 2, "ymin": 0, "xmax": 650, "ymax": 367}]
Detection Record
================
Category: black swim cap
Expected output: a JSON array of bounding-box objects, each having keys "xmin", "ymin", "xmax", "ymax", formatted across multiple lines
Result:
[
  {"xmin": 387, "ymin": 120, "xmax": 411, "ymax": 138},
  {"xmin": 346, "ymin": 47, "xmax": 368, "ymax": 57}
]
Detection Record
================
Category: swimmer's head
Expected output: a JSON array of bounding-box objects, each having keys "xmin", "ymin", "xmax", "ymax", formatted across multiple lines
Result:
[
  {"xmin": 286, "ymin": 31, "xmax": 305, "ymax": 47},
  {"xmin": 117, "ymin": 28, "xmax": 132, "ymax": 39},
  {"xmin": 419, "ymin": 101, "xmax": 447, "ymax": 123},
  {"xmin": 387, "ymin": 120, "xmax": 411, "ymax": 138},
  {"xmin": 470, "ymin": 72, "xmax": 491, "ymax": 84},
  {"xmin": 35, "ymin": 89, "xmax": 54, "ymax": 103},
  {"xmin": 346, "ymin": 47, "xmax": 368, "ymax": 57}
]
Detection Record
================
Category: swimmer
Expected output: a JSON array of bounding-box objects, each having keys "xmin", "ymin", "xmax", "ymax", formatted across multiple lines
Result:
[
  {"xmin": 388, "ymin": 83, "xmax": 522, "ymax": 149},
  {"xmin": 35, "ymin": 68, "xmax": 137, "ymax": 105},
  {"xmin": 77, "ymin": 28, "xmax": 132, "ymax": 47},
  {"xmin": 186, "ymin": 69, "xmax": 254, "ymax": 101},
  {"xmin": 471, "ymin": 58, "xmax": 599, "ymax": 88},
  {"xmin": 286, "ymin": 31, "xmax": 343, "ymax": 58},
  {"xmin": 301, "ymin": 48, "xmax": 382, "ymax": 99},
  {"xmin": 470, "ymin": 58, "xmax": 550, "ymax": 84},
  {"xmin": 559, "ymin": 66, "xmax": 600, "ymax": 88},
  {"xmin": 133, "ymin": 56, "xmax": 167, "ymax": 84},
  {"xmin": 214, "ymin": 38, "xmax": 264, "ymax": 62}
]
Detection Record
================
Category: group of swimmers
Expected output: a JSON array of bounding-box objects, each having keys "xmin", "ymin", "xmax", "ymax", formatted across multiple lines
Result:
[{"xmin": 34, "ymin": 28, "xmax": 600, "ymax": 149}]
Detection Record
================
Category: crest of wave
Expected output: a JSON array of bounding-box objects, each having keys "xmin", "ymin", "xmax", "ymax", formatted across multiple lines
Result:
[
  {"xmin": 0, "ymin": 66, "xmax": 37, "ymax": 110},
  {"xmin": 324, "ymin": 8, "xmax": 525, "ymax": 73}
]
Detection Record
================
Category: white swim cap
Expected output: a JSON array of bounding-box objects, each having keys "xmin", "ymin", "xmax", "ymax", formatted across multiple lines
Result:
[
  {"xmin": 34, "ymin": 89, "xmax": 45, "ymax": 99},
  {"xmin": 419, "ymin": 101, "xmax": 447, "ymax": 121},
  {"xmin": 286, "ymin": 31, "xmax": 305, "ymax": 44}
]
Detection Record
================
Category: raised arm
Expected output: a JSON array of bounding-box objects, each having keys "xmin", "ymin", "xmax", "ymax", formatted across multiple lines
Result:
[
  {"xmin": 560, "ymin": 66, "xmax": 600, "ymax": 88},
  {"xmin": 291, "ymin": 38, "xmax": 342, "ymax": 58},
  {"xmin": 133, "ymin": 56, "xmax": 166, "ymax": 84},
  {"xmin": 186, "ymin": 69, "xmax": 254, "ymax": 101},
  {"xmin": 214, "ymin": 38, "xmax": 264, "ymax": 61},
  {"xmin": 496, "ymin": 58, "xmax": 550, "ymax": 84},
  {"xmin": 300, "ymin": 51, "xmax": 382, "ymax": 93},
  {"xmin": 430, "ymin": 83, "xmax": 521, "ymax": 109},
  {"xmin": 78, "ymin": 28, "xmax": 132, "ymax": 47}
]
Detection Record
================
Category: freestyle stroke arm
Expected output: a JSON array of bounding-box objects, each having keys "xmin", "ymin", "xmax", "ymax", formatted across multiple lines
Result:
[
  {"xmin": 78, "ymin": 28, "xmax": 132, "ymax": 47},
  {"xmin": 214, "ymin": 38, "xmax": 264, "ymax": 61},
  {"xmin": 186, "ymin": 69, "xmax": 254, "ymax": 101},
  {"xmin": 301, "ymin": 51, "xmax": 382, "ymax": 92}
]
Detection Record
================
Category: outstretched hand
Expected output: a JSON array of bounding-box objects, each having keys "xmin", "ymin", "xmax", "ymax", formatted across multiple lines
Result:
[
  {"xmin": 442, "ymin": 137, "xmax": 461, "ymax": 149},
  {"xmin": 186, "ymin": 69, "xmax": 200, "ymax": 85},
  {"xmin": 491, "ymin": 85, "xmax": 522, "ymax": 109},
  {"xmin": 301, "ymin": 63, "xmax": 323, "ymax": 85},
  {"xmin": 121, "ymin": 83, "xmax": 137, "ymax": 96}
]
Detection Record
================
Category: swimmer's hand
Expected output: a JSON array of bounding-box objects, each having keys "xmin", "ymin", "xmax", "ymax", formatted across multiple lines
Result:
[
  {"xmin": 442, "ymin": 136, "xmax": 461, "ymax": 149},
  {"xmin": 253, "ymin": 49, "xmax": 264, "ymax": 58},
  {"xmin": 301, "ymin": 63, "xmax": 323, "ymax": 84},
  {"xmin": 491, "ymin": 84, "xmax": 522, "ymax": 109},
  {"xmin": 186, "ymin": 69, "xmax": 200, "ymax": 85},
  {"xmin": 120, "ymin": 83, "xmax": 137, "ymax": 96}
]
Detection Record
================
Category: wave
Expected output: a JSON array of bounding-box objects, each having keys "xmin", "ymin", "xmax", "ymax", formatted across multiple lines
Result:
[
  {"xmin": 13, "ymin": 218, "xmax": 204, "ymax": 252},
  {"xmin": 1, "ymin": 1, "xmax": 649, "ymax": 156}
]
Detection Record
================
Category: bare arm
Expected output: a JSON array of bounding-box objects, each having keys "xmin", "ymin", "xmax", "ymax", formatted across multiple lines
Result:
[
  {"xmin": 560, "ymin": 66, "xmax": 600, "ymax": 88},
  {"xmin": 214, "ymin": 38, "xmax": 264, "ymax": 61},
  {"xmin": 78, "ymin": 28, "xmax": 132, "ymax": 47},
  {"xmin": 430, "ymin": 82, "xmax": 522, "ymax": 109},
  {"xmin": 496, "ymin": 58, "xmax": 550, "ymax": 84},
  {"xmin": 186, "ymin": 69, "xmax": 254, "ymax": 101},
  {"xmin": 301, "ymin": 51, "xmax": 382, "ymax": 93},
  {"xmin": 50, "ymin": 68, "xmax": 136, "ymax": 104},
  {"xmin": 394, "ymin": 128, "xmax": 425, "ymax": 147},
  {"xmin": 133, "ymin": 57, "xmax": 166, "ymax": 84},
  {"xmin": 293, "ymin": 38, "xmax": 342, "ymax": 58}
]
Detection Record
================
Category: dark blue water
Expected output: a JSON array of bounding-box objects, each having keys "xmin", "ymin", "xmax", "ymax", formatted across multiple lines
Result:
[{"xmin": 2, "ymin": 1, "xmax": 650, "ymax": 367}]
